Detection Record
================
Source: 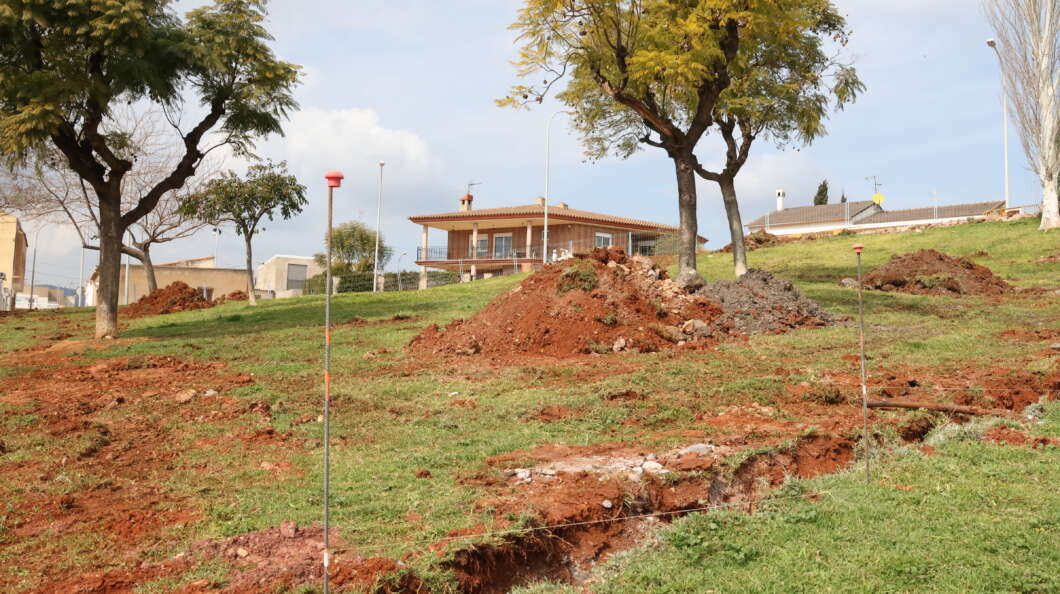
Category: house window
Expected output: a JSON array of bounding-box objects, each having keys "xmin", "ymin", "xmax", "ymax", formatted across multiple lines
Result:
[
  {"xmin": 637, "ymin": 240, "xmax": 656, "ymax": 256},
  {"xmin": 595, "ymin": 232, "xmax": 613, "ymax": 248},
  {"xmin": 286, "ymin": 263, "xmax": 308, "ymax": 291},
  {"xmin": 469, "ymin": 235, "xmax": 488, "ymax": 258},
  {"xmin": 493, "ymin": 233, "xmax": 513, "ymax": 258}
]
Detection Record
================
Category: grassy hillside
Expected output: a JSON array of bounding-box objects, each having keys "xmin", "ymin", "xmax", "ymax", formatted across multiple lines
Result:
[{"xmin": 0, "ymin": 218, "xmax": 1057, "ymax": 592}]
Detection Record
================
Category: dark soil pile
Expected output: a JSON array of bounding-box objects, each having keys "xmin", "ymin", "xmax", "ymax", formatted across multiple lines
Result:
[
  {"xmin": 698, "ymin": 269, "xmax": 837, "ymax": 335},
  {"xmin": 861, "ymin": 249, "xmax": 1013, "ymax": 296},
  {"xmin": 123, "ymin": 281, "xmax": 216, "ymax": 318},
  {"xmin": 409, "ymin": 248, "xmax": 835, "ymax": 360},
  {"xmin": 223, "ymin": 290, "xmax": 250, "ymax": 301},
  {"xmin": 718, "ymin": 230, "xmax": 790, "ymax": 253}
]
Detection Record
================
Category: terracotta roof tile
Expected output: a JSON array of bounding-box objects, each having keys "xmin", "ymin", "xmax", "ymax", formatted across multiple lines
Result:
[{"xmin": 746, "ymin": 201, "xmax": 876, "ymax": 228}]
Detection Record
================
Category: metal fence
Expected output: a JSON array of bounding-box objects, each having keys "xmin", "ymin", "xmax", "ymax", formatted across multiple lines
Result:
[
  {"xmin": 417, "ymin": 232, "xmax": 682, "ymax": 264},
  {"xmin": 303, "ymin": 270, "xmax": 460, "ymax": 295}
]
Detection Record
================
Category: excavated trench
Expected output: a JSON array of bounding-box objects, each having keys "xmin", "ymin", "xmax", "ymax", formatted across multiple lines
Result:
[{"xmin": 444, "ymin": 434, "xmax": 857, "ymax": 593}]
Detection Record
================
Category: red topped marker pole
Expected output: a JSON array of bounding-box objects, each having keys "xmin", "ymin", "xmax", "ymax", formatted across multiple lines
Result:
[
  {"xmin": 322, "ymin": 170, "xmax": 343, "ymax": 593},
  {"xmin": 852, "ymin": 244, "xmax": 871, "ymax": 484}
]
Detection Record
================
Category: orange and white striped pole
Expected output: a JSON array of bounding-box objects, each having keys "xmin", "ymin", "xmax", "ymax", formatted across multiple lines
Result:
[{"xmin": 322, "ymin": 170, "xmax": 343, "ymax": 593}]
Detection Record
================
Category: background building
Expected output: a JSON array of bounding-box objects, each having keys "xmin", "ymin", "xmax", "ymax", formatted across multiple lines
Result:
[
  {"xmin": 86, "ymin": 256, "xmax": 250, "ymax": 305},
  {"xmin": 0, "ymin": 212, "xmax": 29, "ymax": 310},
  {"xmin": 255, "ymin": 255, "xmax": 324, "ymax": 299}
]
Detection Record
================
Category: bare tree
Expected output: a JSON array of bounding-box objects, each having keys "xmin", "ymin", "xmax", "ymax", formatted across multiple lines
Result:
[
  {"xmin": 985, "ymin": 0, "xmax": 1060, "ymax": 230},
  {"xmin": 0, "ymin": 109, "xmax": 218, "ymax": 292}
]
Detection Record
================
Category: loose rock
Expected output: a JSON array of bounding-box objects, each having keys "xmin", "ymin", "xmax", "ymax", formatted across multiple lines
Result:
[{"xmin": 173, "ymin": 389, "xmax": 196, "ymax": 404}]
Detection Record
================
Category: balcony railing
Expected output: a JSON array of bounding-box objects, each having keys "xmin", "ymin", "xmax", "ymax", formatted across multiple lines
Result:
[{"xmin": 416, "ymin": 233, "xmax": 680, "ymax": 263}]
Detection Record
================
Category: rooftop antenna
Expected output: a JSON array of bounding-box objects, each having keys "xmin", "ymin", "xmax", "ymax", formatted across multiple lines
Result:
[
  {"xmin": 865, "ymin": 175, "xmax": 883, "ymax": 194},
  {"xmin": 466, "ymin": 180, "xmax": 481, "ymax": 196}
]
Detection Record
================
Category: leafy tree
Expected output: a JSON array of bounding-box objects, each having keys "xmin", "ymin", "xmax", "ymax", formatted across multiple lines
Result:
[
  {"xmin": 840, "ymin": 190, "xmax": 848, "ymax": 203},
  {"xmin": 984, "ymin": 0, "xmax": 1060, "ymax": 230},
  {"xmin": 313, "ymin": 221, "xmax": 393, "ymax": 275},
  {"xmin": 814, "ymin": 179, "xmax": 830, "ymax": 205},
  {"xmin": 0, "ymin": 0, "xmax": 299, "ymax": 337},
  {"xmin": 502, "ymin": 0, "xmax": 862, "ymax": 281},
  {"xmin": 181, "ymin": 161, "xmax": 306, "ymax": 305},
  {"xmin": 1, "ymin": 109, "xmax": 218, "ymax": 294}
]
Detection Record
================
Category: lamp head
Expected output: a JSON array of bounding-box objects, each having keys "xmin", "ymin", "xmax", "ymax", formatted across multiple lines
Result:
[
  {"xmin": 324, "ymin": 170, "xmax": 344, "ymax": 188},
  {"xmin": 852, "ymin": 244, "xmax": 864, "ymax": 254},
  {"xmin": 986, "ymin": 38, "xmax": 997, "ymax": 48},
  {"xmin": 378, "ymin": 161, "xmax": 386, "ymax": 168}
]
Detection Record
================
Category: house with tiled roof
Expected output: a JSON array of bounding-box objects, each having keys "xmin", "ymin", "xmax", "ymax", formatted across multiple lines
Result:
[
  {"xmin": 410, "ymin": 194, "xmax": 706, "ymax": 282},
  {"xmin": 745, "ymin": 190, "xmax": 1005, "ymax": 236}
]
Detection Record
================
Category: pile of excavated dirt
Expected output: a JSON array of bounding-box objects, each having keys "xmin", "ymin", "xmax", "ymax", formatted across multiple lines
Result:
[
  {"xmin": 123, "ymin": 281, "xmax": 217, "ymax": 318},
  {"xmin": 409, "ymin": 248, "xmax": 836, "ymax": 360},
  {"xmin": 223, "ymin": 290, "xmax": 249, "ymax": 301},
  {"xmin": 718, "ymin": 230, "xmax": 791, "ymax": 253},
  {"xmin": 860, "ymin": 249, "xmax": 1013, "ymax": 296}
]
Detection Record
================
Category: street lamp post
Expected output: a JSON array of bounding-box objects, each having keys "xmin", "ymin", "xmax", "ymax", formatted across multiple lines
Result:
[
  {"xmin": 28, "ymin": 226, "xmax": 42, "ymax": 310},
  {"xmin": 986, "ymin": 38, "xmax": 1011, "ymax": 209},
  {"xmin": 544, "ymin": 110, "xmax": 570, "ymax": 264},
  {"xmin": 396, "ymin": 251, "xmax": 407, "ymax": 291},
  {"xmin": 373, "ymin": 161, "xmax": 385, "ymax": 292},
  {"xmin": 321, "ymin": 169, "xmax": 344, "ymax": 594}
]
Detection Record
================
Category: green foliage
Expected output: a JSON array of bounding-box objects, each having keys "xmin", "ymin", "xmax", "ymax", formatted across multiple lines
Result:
[
  {"xmin": 181, "ymin": 160, "xmax": 306, "ymax": 238},
  {"xmin": 313, "ymin": 221, "xmax": 393, "ymax": 274},
  {"xmin": 814, "ymin": 179, "xmax": 829, "ymax": 205},
  {"xmin": 595, "ymin": 312, "xmax": 618, "ymax": 326},
  {"xmin": 840, "ymin": 190, "xmax": 848, "ymax": 203},
  {"xmin": 0, "ymin": 0, "xmax": 300, "ymax": 158},
  {"xmin": 502, "ymin": 0, "xmax": 863, "ymax": 163},
  {"xmin": 556, "ymin": 262, "xmax": 598, "ymax": 294}
]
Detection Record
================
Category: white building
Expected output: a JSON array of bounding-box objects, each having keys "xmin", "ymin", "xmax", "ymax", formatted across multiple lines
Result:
[
  {"xmin": 746, "ymin": 190, "xmax": 1004, "ymax": 236},
  {"xmin": 255, "ymin": 255, "xmax": 324, "ymax": 299}
]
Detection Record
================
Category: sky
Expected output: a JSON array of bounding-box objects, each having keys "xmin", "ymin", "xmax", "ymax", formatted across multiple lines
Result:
[{"xmin": 22, "ymin": 0, "xmax": 1040, "ymax": 290}]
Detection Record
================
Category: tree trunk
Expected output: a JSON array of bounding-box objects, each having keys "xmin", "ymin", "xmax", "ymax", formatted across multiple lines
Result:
[
  {"xmin": 244, "ymin": 235, "xmax": 257, "ymax": 305},
  {"xmin": 1041, "ymin": 174, "xmax": 1060, "ymax": 230},
  {"xmin": 141, "ymin": 245, "xmax": 158, "ymax": 294},
  {"xmin": 95, "ymin": 203, "xmax": 123, "ymax": 338},
  {"xmin": 719, "ymin": 175, "xmax": 748, "ymax": 277},
  {"xmin": 673, "ymin": 156, "xmax": 703, "ymax": 288}
]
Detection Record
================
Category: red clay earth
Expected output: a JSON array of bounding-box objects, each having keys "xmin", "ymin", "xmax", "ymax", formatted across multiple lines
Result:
[
  {"xmin": 981, "ymin": 426, "xmax": 1060, "ymax": 448},
  {"xmin": 1037, "ymin": 252, "xmax": 1060, "ymax": 264},
  {"xmin": 123, "ymin": 281, "xmax": 218, "ymax": 318},
  {"xmin": 410, "ymin": 247, "xmax": 835, "ymax": 361},
  {"xmin": 0, "ymin": 341, "xmax": 375, "ymax": 593},
  {"xmin": 718, "ymin": 229, "xmax": 792, "ymax": 253},
  {"xmin": 860, "ymin": 249, "xmax": 1013, "ymax": 296}
]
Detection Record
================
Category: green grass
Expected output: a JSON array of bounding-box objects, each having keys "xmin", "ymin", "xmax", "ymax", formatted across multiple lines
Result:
[
  {"xmin": 582, "ymin": 416, "xmax": 1060, "ymax": 593},
  {"xmin": 0, "ymin": 218, "xmax": 1057, "ymax": 591}
]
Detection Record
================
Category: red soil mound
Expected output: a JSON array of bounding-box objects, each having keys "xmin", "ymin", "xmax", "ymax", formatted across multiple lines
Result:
[
  {"xmin": 861, "ymin": 249, "xmax": 1013, "ymax": 296},
  {"xmin": 409, "ymin": 248, "xmax": 835, "ymax": 361},
  {"xmin": 224, "ymin": 290, "xmax": 250, "ymax": 301},
  {"xmin": 124, "ymin": 281, "xmax": 217, "ymax": 318},
  {"xmin": 718, "ymin": 229, "xmax": 791, "ymax": 253},
  {"xmin": 981, "ymin": 426, "xmax": 1060, "ymax": 448}
]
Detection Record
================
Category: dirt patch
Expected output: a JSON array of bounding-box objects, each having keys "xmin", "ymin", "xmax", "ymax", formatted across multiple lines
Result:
[
  {"xmin": 999, "ymin": 328, "xmax": 1060, "ymax": 342},
  {"xmin": 861, "ymin": 249, "xmax": 1013, "ymax": 296},
  {"xmin": 181, "ymin": 523, "xmax": 419, "ymax": 593},
  {"xmin": 717, "ymin": 229, "xmax": 791, "ymax": 253},
  {"xmin": 447, "ymin": 434, "xmax": 854, "ymax": 593},
  {"xmin": 123, "ymin": 281, "xmax": 218, "ymax": 318},
  {"xmin": 222, "ymin": 290, "xmax": 249, "ymax": 301},
  {"xmin": 409, "ymin": 248, "xmax": 835, "ymax": 361},
  {"xmin": 1037, "ymin": 252, "xmax": 1060, "ymax": 264},
  {"xmin": 528, "ymin": 405, "xmax": 576, "ymax": 422},
  {"xmin": 981, "ymin": 426, "xmax": 1060, "ymax": 448}
]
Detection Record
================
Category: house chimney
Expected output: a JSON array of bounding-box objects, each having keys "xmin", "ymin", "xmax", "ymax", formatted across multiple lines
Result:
[
  {"xmin": 775, "ymin": 189, "xmax": 786, "ymax": 211},
  {"xmin": 459, "ymin": 194, "xmax": 474, "ymax": 212},
  {"xmin": 557, "ymin": 201, "xmax": 568, "ymax": 209},
  {"xmin": 535, "ymin": 196, "xmax": 545, "ymax": 206}
]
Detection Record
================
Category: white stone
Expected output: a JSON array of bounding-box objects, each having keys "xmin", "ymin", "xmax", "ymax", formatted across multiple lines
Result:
[
  {"xmin": 601, "ymin": 499, "xmax": 614, "ymax": 509},
  {"xmin": 641, "ymin": 461, "xmax": 665, "ymax": 473},
  {"xmin": 678, "ymin": 443, "xmax": 713, "ymax": 456}
]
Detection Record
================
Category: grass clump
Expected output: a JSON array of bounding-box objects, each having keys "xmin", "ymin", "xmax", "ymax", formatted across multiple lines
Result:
[{"xmin": 557, "ymin": 262, "xmax": 598, "ymax": 294}]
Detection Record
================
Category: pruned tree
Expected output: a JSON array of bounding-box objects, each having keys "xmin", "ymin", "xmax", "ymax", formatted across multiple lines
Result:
[
  {"xmin": 814, "ymin": 179, "xmax": 829, "ymax": 205},
  {"xmin": 0, "ymin": 0, "xmax": 300, "ymax": 337},
  {"xmin": 502, "ymin": 0, "xmax": 862, "ymax": 282},
  {"xmin": 180, "ymin": 160, "xmax": 306, "ymax": 305},
  {"xmin": 314, "ymin": 221, "xmax": 393, "ymax": 275},
  {"xmin": 1, "ymin": 109, "xmax": 218, "ymax": 294},
  {"xmin": 984, "ymin": 0, "xmax": 1060, "ymax": 230},
  {"xmin": 840, "ymin": 190, "xmax": 848, "ymax": 203}
]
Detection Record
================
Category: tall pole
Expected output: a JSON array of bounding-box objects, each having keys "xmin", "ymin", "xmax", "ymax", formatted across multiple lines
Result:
[
  {"xmin": 78, "ymin": 245, "xmax": 85, "ymax": 307},
  {"xmin": 854, "ymin": 244, "xmax": 871, "ymax": 484},
  {"xmin": 123, "ymin": 231, "xmax": 130, "ymax": 305},
  {"xmin": 373, "ymin": 161, "xmax": 385, "ymax": 292},
  {"xmin": 987, "ymin": 39, "xmax": 1010, "ymax": 209},
  {"xmin": 321, "ymin": 170, "xmax": 343, "ymax": 594},
  {"xmin": 544, "ymin": 111, "xmax": 568, "ymax": 264},
  {"xmin": 28, "ymin": 229, "xmax": 39, "ymax": 310}
]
